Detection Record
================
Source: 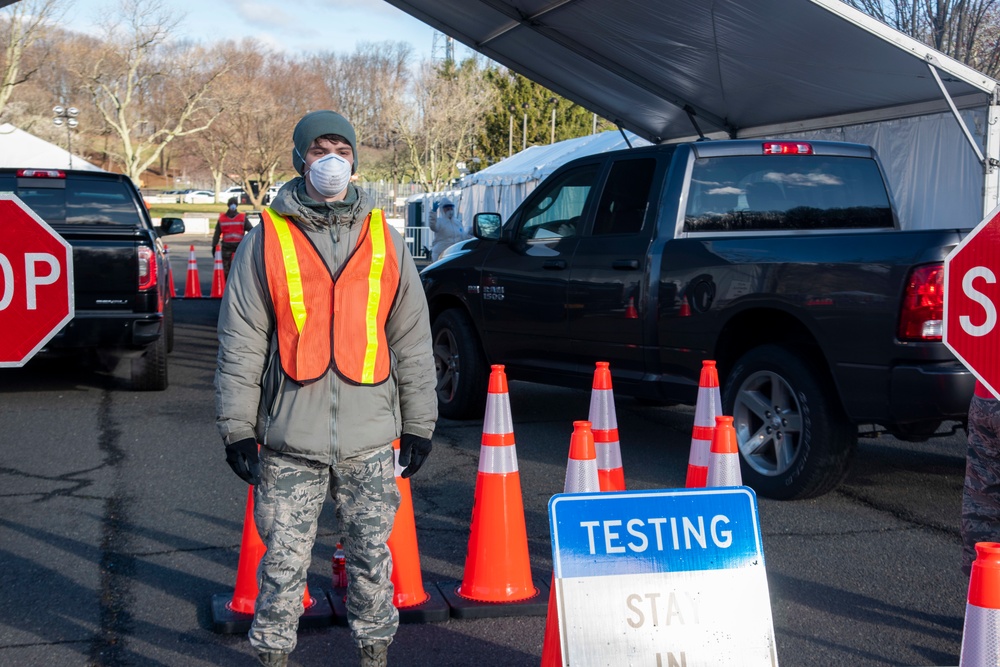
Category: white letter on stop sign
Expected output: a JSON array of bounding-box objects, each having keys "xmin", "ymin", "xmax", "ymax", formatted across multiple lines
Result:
[
  {"xmin": 961, "ymin": 266, "xmax": 998, "ymax": 337},
  {"xmin": 24, "ymin": 253, "xmax": 60, "ymax": 310},
  {"xmin": 0, "ymin": 253, "xmax": 12, "ymax": 311}
]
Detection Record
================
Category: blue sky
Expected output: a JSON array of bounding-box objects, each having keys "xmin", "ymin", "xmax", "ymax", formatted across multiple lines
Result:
[{"xmin": 63, "ymin": 0, "xmax": 469, "ymax": 62}]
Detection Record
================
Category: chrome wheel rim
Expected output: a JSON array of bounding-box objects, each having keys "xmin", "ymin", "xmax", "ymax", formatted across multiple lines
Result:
[{"xmin": 732, "ymin": 370, "xmax": 803, "ymax": 476}]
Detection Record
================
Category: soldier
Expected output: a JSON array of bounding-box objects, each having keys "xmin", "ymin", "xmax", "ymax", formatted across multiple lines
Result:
[
  {"xmin": 962, "ymin": 380, "xmax": 1000, "ymax": 575},
  {"xmin": 211, "ymin": 196, "xmax": 253, "ymax": 279},
  {"xmin": 215, "ymin": 110, "xmax": 437, "ymax": 667}
]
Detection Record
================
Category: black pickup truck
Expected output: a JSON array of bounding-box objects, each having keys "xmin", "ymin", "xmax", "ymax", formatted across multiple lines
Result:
[
  {"xmin": 420, "ymin": 139, "xmax": 975, "ymax": 500},
  {"xmin": 0, "ymin": 168, "xmax": 185, "ymax": 390}
]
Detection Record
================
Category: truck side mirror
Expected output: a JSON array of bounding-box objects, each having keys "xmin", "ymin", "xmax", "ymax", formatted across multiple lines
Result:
[
  {"xmin": 159, "ymin": 217, "xmax": 185, "ymax": 236},
  {"xmin": 473, "ymin": 212, "xmax": 502, "ymax": 240}
]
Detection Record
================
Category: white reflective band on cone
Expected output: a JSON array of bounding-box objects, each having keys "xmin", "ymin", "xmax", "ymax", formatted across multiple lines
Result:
[
  {"xmin": 478, "ymin": 444, "xmax": 519, "ymax": 474},
  {"xmin": 689, "ymin": 438, "xmax": 712, "ymax": 467},
  {"xmin": 960, "ymin": 603, "xmax": 1000, "ymax": 665},
  {"xmin": 707, "ymin": 453, "xmax": 742, "ymax": 487},
  {"xmin": 596, "ymin": 442, "xmax": 623, "ymax": 468},
  {"xmin": 483, "ymin": 392, "xmax": 514, "ymax": 434},
  {"xmin": 589, "ymin": 389, "xmax": 618, "ymax": 429},
  {"xmin": 564, "ymin": 459, "xmax": 599, "ymax": 494}
]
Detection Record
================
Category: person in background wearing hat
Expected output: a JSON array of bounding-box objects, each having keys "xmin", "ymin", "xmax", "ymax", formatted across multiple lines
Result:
[
  {"xmin": 214, "ymin": 110, "xmax": 437, "ymax": 667},
  {"xmin": 428, "ymin": 197, "xmax": 468, "ymax": 261},
  {"xmin": 211, "ymin": 196, "xmax": 252, "ymax": 279}
]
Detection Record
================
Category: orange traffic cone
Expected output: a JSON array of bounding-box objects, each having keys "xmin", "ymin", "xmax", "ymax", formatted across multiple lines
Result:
[
  {"xmin": 165, "ymin": 244, "xmax": 176, "ymax": 298},
  {"xmin": 209, "ymin": 245, "xmax": 225, "ymax": 298},
  {"xmin": 211, "ymin": 485, "xmax": 333, "ymax": 633},
  {"xmin": 542, "ymin": 421, "xmax": 602, "ymax": 665},
  {"xmin": 706, "ymin": 415, "xmax": 742, "ymax": 487},
  {"xmin": 332, "ymin": 439, "xmax": 450, "ymax": 624},
  {"xmin": 440, "ymin": 365, "xmax": 547, "ymax": 618},
  {"xmin": 589, "ymin": 362, "xmax": 626, "ymax": 491},
  {"xmin": 960, "ymin": 542, "xmax": 1000, "ymax": 665},
  {"xmin": 183, "ymin": 245, "xmax": 202, "ymax": 298},
  {"xmin": 686, "ymin": 360, "xmax": 723, "ymax": 488}
]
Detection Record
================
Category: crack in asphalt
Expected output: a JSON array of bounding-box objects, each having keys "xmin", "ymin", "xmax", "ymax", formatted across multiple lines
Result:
[
  {"xmin": 0, "ymin": 638, "xmax": 91, "ymax": 649},
  {"xmin": 88, "ymin": 391, "xmax": 135, "ymax": 667},
  {"xmin": 0, "ymin": 463, "xmax": 106, "ymax": 502}
]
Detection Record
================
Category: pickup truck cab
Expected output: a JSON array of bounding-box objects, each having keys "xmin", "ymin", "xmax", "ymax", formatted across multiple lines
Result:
[
  {"xmin": 0, "ymin": 167, "xmax": 184, "ymax": 390},
  {"xmin": 420, "ymin": 139, "xmax": 975, "ymax": 499}
]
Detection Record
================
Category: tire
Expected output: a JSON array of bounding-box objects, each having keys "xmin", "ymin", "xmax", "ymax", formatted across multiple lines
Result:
[
  {"xmin": 431, "ymin": 308, "xmax": 488, "ymax": 420},
  {"xmin": 722, "ymin": 344, "xmax": 855, "ymax": 500},
  {"xmin": 164, "ymin": 300, "xmax": 175, "ymax": 353},
  {"xmin": 130, "ymin": 332, "xmax": 168, "ymax": 391}
]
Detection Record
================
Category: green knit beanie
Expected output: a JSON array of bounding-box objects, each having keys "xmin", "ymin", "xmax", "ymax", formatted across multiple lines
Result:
[{"xmin": 292, "ymin": 110, "xmax": 358, "ymax": 175}]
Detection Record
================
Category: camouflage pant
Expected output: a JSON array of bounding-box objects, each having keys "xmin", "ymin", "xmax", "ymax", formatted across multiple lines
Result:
[
  {"xmin": 962, "ymin": 395, "xmax": 1000, "ymax": 574},
  {"xmin": 249, "ymin": 446, "xmax": 401, "ymax": 653}
]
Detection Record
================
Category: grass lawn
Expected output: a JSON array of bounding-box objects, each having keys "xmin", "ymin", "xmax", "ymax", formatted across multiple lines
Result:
[{"xmin": 148, "ymin": 203, "xmax": 258, "ymax": 217}]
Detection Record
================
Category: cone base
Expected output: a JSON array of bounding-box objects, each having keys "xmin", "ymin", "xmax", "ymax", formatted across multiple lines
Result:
[
  {"xmin": 327, "ymin": 583, "xmax": 451, "ymax": 625},
  {"xmin": 210, "ymin": 589, "xmax": 334, "ymax": 634},
  {"xmin": 438, "ymin": 580, "xmax": 549, "ymax": 619}
]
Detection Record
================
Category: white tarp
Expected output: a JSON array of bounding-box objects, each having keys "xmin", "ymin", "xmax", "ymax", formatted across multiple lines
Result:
[{"xmin": 0, "ymin": 123, "xmax": 104, "ymax": 172}]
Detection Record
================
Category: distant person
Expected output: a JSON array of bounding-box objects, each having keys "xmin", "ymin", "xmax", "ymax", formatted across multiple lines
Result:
[
  {"xmin": 962, "ymin": 380, "xmax": 1000, "ymax": 575},
  {"xmin": 428, "ymin": 197, "xmax": 467, "ymax": 261},
  {"xmin": 211, "ymin": 197, "xmax": 252, "ymax": 278}
]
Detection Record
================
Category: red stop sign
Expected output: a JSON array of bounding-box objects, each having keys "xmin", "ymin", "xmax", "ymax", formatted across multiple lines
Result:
[
  {"xmin": 944, "ymin": 206, "xmax": 1000, "ymax": 398},
  {"xmin": 0, "ymin": 195, "xmax": 74, "ymax": 367}
]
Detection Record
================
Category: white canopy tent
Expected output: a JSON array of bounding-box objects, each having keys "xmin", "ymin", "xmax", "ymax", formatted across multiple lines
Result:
[
  {"xmin": 384, "ymin": 0, "xmax": 1000, "ymax": 230},
  {"xmin": 0, "ymin": 123, "xmax": 104, "ymax": 172}
]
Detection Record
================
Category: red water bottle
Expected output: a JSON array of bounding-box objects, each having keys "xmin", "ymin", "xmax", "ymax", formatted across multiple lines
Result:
[{"xmin": 332, "ymin": 542, "xmax": 347, "ymax": 589}]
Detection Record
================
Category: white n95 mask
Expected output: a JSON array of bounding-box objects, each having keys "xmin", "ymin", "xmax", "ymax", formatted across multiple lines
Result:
[{"xmin": 307, "ymin": 153, "xmax": 352, "ymax": 197}]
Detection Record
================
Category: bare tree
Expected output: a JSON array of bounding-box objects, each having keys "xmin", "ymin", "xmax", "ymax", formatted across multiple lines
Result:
[
  {"xmin": 395, "ymin": 58, "xmax": 495, "ymax": 191},
  {"xmin": 69, "ymin": 0, "xmax": 229, "ymax": 184},
  {"xmin": 0, "ymin": 0, "xmax": 66, "ymax": 119}
]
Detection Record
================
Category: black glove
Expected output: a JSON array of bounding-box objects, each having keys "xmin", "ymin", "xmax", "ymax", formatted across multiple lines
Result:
[
  {"xmin": 225, "ymin": 438, "xmax": 261, "ymax": 485},
  {"xmin": 399, "ymin": 434, "xmax": 432, "ymax": 479}
]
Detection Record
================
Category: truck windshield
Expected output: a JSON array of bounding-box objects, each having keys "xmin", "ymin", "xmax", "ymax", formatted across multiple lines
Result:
[
  {"xmin": 3, "ymin": 177, "xmax": 141, "ymax": 225},
  {"xmin": 684, "ymin": 155, "xmax": 895, "ymax": 232}
]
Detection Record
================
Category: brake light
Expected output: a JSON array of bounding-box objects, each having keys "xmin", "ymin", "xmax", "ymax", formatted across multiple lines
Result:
[
  {"xmin": 762, "ymin": 142, "xmax": 813, "ymax": 155},
  {"xmin": 138, "ymin": 246, "xmax": 157, "ymax": 291},
  {"xmin": 16, "ymin": 169, "xmax": 66, "ymax": 178},
  {"xmin": 898, "ymin": 264, "xmax": 943, "ymax": 341}
]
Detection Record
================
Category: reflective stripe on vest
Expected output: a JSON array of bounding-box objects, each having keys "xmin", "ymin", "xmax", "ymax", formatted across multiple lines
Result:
[
  {"xmin": 261, "ymin": 207, "xmax": 400, "ymax": 385},
  {"xmin": 219, "ymin": 214, "xmax": 246, "ymax": 243}
]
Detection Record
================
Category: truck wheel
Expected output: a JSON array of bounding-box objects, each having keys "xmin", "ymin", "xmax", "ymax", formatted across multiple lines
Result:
[
  {"xmin": 164, "ymin": 301, "xmax": 175, "ymax": 353},
  {"xmin": 722, "ymin": 345, "xmax": 855, "ymax": 500},
  {"xmin": 432, "ymin": 309, "xmax": 488, "ymax": 420},
  {"xmin": 130, "ymin": 332, "xmax": 168, "ymax": 391}
]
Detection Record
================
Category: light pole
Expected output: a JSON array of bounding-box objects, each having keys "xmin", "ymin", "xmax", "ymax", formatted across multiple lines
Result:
[
  {"xmin": 521, "ymin": 102, "xmax": 529, "ymax": 152},
  {"xmin": 548, "ymin": 97, "xmax": 558, "ymax": 144},
  {"xmin": 52, "ymin": 105, "xmax": 79, "ymax": 169},
  {"xmin": 508, "ymin": 104, "xmax": 516, "ymax": 157}
]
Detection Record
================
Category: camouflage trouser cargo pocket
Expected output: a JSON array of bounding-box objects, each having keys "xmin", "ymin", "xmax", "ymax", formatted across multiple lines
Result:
[{"xmin": 962, "ymin": 395, "xmax": 1000, "ymax": 574}]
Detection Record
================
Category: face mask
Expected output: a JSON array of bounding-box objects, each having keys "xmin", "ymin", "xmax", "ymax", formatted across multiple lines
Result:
[
  {"xmin": 228, "ymin": 204, "xmax": 237, "ymax": 213},
  {"xmin": 442, "ymin": 208, "xmax": 454, "ymax": 220},
  {"xmin": 307, "ymin": 153, "xmax": 352, "ymax": 198}
]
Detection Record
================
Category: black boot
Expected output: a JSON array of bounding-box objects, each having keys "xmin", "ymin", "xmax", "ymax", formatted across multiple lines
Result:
[
  {"xmin": 256, "ymin": 650, "xmax": 289, "ymax": 667},
  {"xmin": 358, "ymin": 640, "xmax": 389, "ymax": 667}
]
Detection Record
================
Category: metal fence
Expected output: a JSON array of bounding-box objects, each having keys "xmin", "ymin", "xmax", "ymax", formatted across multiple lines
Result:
[{"xmin": 357, "ymin": 181, "xmax": 427, "ymax": 218}]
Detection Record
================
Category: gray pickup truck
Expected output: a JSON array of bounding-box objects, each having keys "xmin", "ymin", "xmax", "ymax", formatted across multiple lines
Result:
[
  {"xmin": 0, "ymin": 167, "xmax": 185, "ymax": 389},
  {"xmin": 420, "ymin": 139, "xmax": 975, "ymax": 500}
]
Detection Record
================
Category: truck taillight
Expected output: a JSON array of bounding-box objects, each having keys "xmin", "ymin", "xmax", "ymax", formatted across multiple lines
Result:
[
  {"xmin": 138, "ymin": 246, "xmax": 157, "ymax": 291},
  {"xmin": 898, "ymin": 264, "xmax": 943, "ymax": 341},
  {"xmin": 16, "ymin": 168, "xmax": 65, "ymax": 178},
  {"xmin": 762, "ymin": 142, "xmax": 813, "ymax": 155}
]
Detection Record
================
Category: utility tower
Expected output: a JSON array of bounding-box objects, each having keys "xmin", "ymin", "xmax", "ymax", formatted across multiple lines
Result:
[{"xmin": 432, "ymin": 31, "xmax": 455, "ymax": 63}]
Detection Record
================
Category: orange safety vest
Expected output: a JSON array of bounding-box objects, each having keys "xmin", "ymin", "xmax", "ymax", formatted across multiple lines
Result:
[
  {"xmin": 218, "ymin": 213, "xmax": 247, "ymax": 244},
  {"xmin": 261, "ymin": 207, "xmax": 400, "ymax": 385}
]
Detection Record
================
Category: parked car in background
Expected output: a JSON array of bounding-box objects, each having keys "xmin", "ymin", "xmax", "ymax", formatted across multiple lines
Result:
[
  {"xmin": 181, "ymin": 190, "xmax": 215, "ymax": 204},
  {"xmin": 217, "ymin": 186, "xmax": 248, "ymax": 204}
]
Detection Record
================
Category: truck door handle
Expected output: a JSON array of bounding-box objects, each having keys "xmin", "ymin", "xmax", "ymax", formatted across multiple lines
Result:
[
  {"xmin": 543, "ymin": 259, "xmax": 567, "ymax": 270},
  {"xmin": 612, "ymin": 259, "xmax": 639, "ymax": 270}
]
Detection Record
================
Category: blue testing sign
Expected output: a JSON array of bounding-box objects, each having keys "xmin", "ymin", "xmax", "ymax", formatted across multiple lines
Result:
[{"xmin": 549, "ymin": 487, "xmax": 779, "ymax": 667}]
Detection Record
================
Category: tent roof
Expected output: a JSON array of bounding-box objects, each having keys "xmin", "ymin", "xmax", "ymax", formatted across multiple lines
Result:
[
  {"xmin": 0, "ymin": 123, "xmax": 104, "ymax": 172},
  {"xmin": 463, "ymin": 129, "xmax": 650, "ymax": 186},
  {"xmin": 384, "ymin": 0, "xmax": 999, "ymax": 144}
]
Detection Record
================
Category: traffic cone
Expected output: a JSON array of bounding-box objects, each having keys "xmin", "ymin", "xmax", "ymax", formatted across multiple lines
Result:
[
  {"xmin": 624, "ymin": 296, "xmax": 638, "ymax": 319},
  {"xmin": 211, "ymin": 485, "xmax": 333, "ymax": 633},
  {"xmin": 183, "ymin": 245, "xmax": 202, "ymax": 298},
  {"xmin": 542, "ymin": 421, "xmax": 602, "ymax": 666},
  {"xmin": 209, "ymin": 245, "xmax": 225, "ymax": 298},
  {"xmin": 589, "ymin": 362, "xmax": 626, "ymax": 491},
  {"xmin": 439, "ymin": 364, "xmax": 547, "ymax": 618},
  {"xmin": 165, "ymin": 244, "xmax": 176, "ymax": 298},
  {"xmin": 706, "ymin": 415, "xmax": 742, "ymax": 487},
  {"xmin": 686, "ymin": 360, "xmax": 723, "ymax": 488},
  {"xmin": 330, "ymin": 439, "xmax": 449, "ymax": 624},
  {"xmin": 960, "ymin": 542, "xmax": 1000, "ymax": 666}
]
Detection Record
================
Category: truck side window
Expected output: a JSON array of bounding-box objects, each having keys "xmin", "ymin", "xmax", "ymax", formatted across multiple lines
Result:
[
  {"xmin": 518, "ymin": 164, "xmax": 599, "ymax": 241},
  {"xmin": 592, "ymin": 158, "xmax": 656, "ymax": 235},
  {"xmin": 685, "ymin": 155, "xmax": 894, "ymax": 232}
]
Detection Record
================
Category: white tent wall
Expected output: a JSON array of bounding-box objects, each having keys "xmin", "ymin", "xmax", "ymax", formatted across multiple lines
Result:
[{"xmin": 0, "ymin": 123, "xmax": 104, "ymax": 172}]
